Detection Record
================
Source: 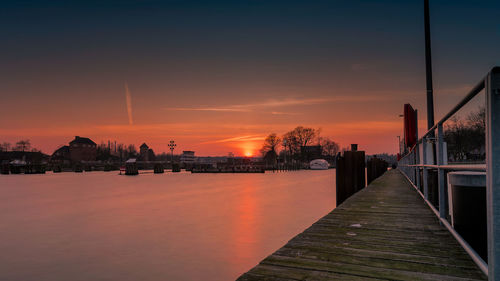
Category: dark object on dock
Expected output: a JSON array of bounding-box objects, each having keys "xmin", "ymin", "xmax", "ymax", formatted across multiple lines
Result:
[
  {"xmin": 367, "ymin": 156, "xmax": 388, "ymax": 184},
  {"xmin": 53, "ymin": 165, "xmax": 62, "ymax": 173},
  {"xmin": 154, "ymin": 163, "xmax": 164, "ymax": 173},
  {"xmin": 237, "ymin": 170, "xmax": 487, "ymax": 280},
  {"xmin": 172, "ymin": 163, "xmax": 181, "ymax": 173},
  {"xmin": 449, "ymin": 172, "xmax": 487, "ymax": 262},
  {"xmin": 125, "ymin": 159, "xmax": 139, "ymax": 175},
  {"xmin": 335, "ymin": 144, "xmax": 365, "ymax": 206}
]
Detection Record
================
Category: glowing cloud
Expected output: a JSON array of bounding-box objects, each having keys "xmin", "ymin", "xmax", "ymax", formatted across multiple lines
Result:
[
  {"xmin": 125, "ymin": 82, "xmax": 133, "ymax": 125},
  {"xmin": 203, "ymin": 135, "xmax": 266, "ymax": 144},
  {"xmin": 166, "ymin": 96, "xmax": 383, "ymax": 113}
]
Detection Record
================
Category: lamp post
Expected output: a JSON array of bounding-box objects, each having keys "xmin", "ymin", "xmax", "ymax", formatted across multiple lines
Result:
[
  {"xmin": 424, "ymin": 0, "xmax": 435, "ymax": 130},
  {"xmin": 168, "ymin": 140, "xmax": 176, "ymax": 165}
]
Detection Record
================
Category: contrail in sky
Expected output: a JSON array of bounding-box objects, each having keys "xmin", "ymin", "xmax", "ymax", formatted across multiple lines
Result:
[{"xmin": 125, "ymin": 82, "xmax": 133, "ymax": 125}]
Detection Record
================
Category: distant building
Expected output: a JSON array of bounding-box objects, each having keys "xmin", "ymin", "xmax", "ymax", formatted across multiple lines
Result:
[
  {"xmin": 1, "ymin": 151, "xmax": 48, "ymax": 164},
  {"xmin": 180, "ymin": 151, "xmax": 195, "ymax": 164},
  {"xmin": 51, "ymin": 145, "xmax": 70, "ymax": 164},
  {"xmin": 139, "ymin": 143, "xmax": 155, "ymax": 161},
  {"xmin": 140, "ymin": 143, "xmax": 149, "ymax": 157},
  {"xmin": 69, "ymin": 136, "xmax": 97, "ymax": 162},
  {"xmin": 195, "ymin": 156, "xmax": 226, "ymax": 168}
]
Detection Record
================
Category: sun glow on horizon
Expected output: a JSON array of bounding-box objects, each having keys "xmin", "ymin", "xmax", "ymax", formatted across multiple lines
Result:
[{"xmin": 240, "ymin": 141, "xmax": 259, "ymax": 157}]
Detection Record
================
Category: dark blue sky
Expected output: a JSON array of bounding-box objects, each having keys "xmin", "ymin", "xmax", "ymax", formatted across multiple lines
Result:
[{"xmin": 1, "ymin": 0, "xmax": 499, "ymax": 154}]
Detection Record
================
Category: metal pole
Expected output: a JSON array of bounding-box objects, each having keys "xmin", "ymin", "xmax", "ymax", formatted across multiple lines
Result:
[
  {"xmin": 415, "ymin": 147, "xmax": 421, "ymax": 190},
  {"xmin": 437, "ymin": 123, "xmax": 446, "ymax": 219},
  {"xmin": 415, "ymin": 110, "xmax": 420, "ymax": 188},
  {"xmin": 415, "ymin": 110, "xmax": 419, "ymax": 142},
  {"xmin": 168, "ymin": 140, "xmax": 176, "ymax": 167},
  {"xmin": 422, "ymin": 138, "xmax": 429, "ymax": 199},
  {"xmin": 424, "ymin": 0, "xmax": 435, "ymax": 130},
  {"xmin": 486, "ymin": 67, "xmax": 500, "ymax": 280},
  {"xmin": 397, "ymin": 136, "xmax": 401, "ymax": 155}
]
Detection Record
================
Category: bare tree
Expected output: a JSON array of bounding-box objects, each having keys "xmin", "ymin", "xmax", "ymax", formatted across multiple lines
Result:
[
  {"xmin": 467, "ymin": 106, "xmax": 485, "ymax": 132},
  {"xmin": 282, "ymin": 126, "xmax": 317, "ymax": 158},
  {"xmin": 444, "ymin": 106, "xmax": 485, "ymax": 162},
  {"xmin": 260, "ymin": 133, "xmax": 281, "ymax": 156},
  {"xmin": 117, "ymin": 143, "xmax": 125, "ymax": 161},
  {"xmin": 292, "ymin": 126, "xmax": 316, "ymax": 146},
  {"xmin": 127, "ymin": 144, "xmax": 137, "ymax": 158},
  {"xmin": 15, "ymin": 140, "xmax": 31, "ymax": 152},
  {"xmin": 0, "ymin": 142, "xmax": 11, "ymax": 152},
  {"xmin": 321, "ymin": 138, "xmax": 340, "ymax": 157},
  {"xmin": 315, "ymin": 127, "xmax": 323, "ymax": 145}
]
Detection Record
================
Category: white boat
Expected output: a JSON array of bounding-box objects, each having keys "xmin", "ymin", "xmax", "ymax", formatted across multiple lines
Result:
[{"xmin": 310, "ymin": 159, "xmax": 329, "ymax": 170}]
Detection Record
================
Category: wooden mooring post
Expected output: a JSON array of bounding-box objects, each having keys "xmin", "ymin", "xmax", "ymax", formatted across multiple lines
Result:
[
  {"xmin": 367, "ymin": 156, "xmax": 388, "ymax": 185},
  {"xmin": 335, "ymin": 144, "xmax": 365, "ymax": 206},
  {"xmin": 153, "ymin": 163, "xmax": 164, "ymax": 173}
]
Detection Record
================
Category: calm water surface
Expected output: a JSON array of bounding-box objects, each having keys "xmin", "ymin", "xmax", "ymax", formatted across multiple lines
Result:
[{"xmin": 0, "ymin": 170, "xmax": 336, "ymax": 281}]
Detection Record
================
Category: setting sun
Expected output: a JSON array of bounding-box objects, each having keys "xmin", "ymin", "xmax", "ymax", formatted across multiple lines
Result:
[{"xmin": 240, "ymin": 141, "xmax": 259, "ymax": 157}]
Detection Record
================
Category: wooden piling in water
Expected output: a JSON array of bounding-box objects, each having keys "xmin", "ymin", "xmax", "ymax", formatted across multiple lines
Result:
[
  {"xmin": 367, "ymin": 156, "xmax": 389, "ymax": 184},
  {"xmin": 171, "ymin": 163, "xmax": 181, "ymax": 172},
  {"xmin": 335, "ymin": 144, "xmax": 365, "ymax": 206},
  {"xmin": 153, "ymin": 163, "xmax": 164, "ymax": 173}
]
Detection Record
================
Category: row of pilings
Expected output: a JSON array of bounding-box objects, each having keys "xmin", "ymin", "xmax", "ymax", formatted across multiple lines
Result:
[{"xmin": 336, "ymin": 144, "xmax": 389, "ymax": 206}]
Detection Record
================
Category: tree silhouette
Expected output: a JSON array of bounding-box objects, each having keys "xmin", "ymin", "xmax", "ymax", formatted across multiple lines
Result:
[
  {"xmin": 15, "ymin": 140, "xmax": 31, "ymax": 152},
  {"xmin": 260, "ymin": 133, "xmax": 281, "ymax": 156}
]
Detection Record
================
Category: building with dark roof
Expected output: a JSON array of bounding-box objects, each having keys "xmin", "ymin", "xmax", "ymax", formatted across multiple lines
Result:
[
  {"xmin": 69, "ymin": 136, "xmax": 97, "ymax": 162},
  {"xmin": 139, "ymin": 143, "xmax": 155, "ymax": 161},
  {"xmin": 180, "ymin": 151, "xmax": 195, "ymax": 164},
  {"xmin": 51, "ymin": 145, "xmax": 70, "ymax": 164},
  {"xmin": 140, "ymin": 143, "xmax": 149, "ymax": 156}
]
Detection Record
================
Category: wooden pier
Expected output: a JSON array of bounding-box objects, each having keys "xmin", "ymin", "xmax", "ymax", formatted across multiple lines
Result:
[{"xmin": 238, "ymin": 169, "xmax": 487, "ymax": 280}]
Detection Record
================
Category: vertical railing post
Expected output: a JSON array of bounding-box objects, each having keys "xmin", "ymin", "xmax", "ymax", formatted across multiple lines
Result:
[
  {"xmin": 415, "ymin": 110, "xmax": 420, "ymax": 189},
  {"xmin": 412, "ymin": 151, "xmax": 416, "ymax": 183},
  {"xmin": 422, "ymin": 137, "xmax": 429, "ymax": 199},
  {"xmin": 437, "ymin": 123, "xmax": 446, "ymax": 218},
  {"xmin": 486, "ymin": 67, "xmax": 500, "ymax": 280},
  {"xmin": 416, "ymin": 143, "xmax": 421, "ymax": 190}
]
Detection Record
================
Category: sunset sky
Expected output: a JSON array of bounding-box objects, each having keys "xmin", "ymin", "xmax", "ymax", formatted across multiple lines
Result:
[{"xmin": 1, "ymin": 0, "xmax": 499, "ymax": 156}]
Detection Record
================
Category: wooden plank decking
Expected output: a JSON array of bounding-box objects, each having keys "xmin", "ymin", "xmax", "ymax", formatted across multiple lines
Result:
[{"xmin": 237, "ymin": 169, "xmax": 487, "ymax": 280}]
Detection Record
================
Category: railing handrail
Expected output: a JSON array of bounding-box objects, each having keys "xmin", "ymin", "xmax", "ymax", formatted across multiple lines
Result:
[
  {"xmin": 404, "ymin": 164, "xmax": 486, "ymax": 171},
  {"xmin": 398, "ymin": 69, "xmax": 496, "ymax": 163},
  {"xmin": 421, "ymin": 78, "xmax": 486, "ymax": 139},
  {"xmin": 397, "ymin": 67, "xmax": 500, "ymax": 279}
]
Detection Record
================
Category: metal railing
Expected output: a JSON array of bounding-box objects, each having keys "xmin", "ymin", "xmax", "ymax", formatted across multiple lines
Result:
[{"xmin": 398, "ymin": 67, "xmax": 500, "ymax": 280}]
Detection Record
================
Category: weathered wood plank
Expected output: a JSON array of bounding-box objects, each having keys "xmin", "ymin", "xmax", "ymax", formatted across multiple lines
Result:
[{"xmin": 237, "ymin": 169, "xmax": 487, "ymax": 280}]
